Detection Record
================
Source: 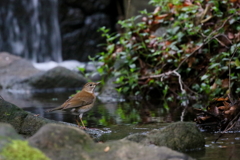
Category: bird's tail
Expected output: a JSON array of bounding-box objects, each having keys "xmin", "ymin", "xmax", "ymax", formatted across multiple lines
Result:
[{"xmin": 45, "ymin": 106, "xmax": 63, "ymax": 112}]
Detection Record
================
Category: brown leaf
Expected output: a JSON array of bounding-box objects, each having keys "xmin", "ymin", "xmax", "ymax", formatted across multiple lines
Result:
[
  {"xmin": 221, "ymin": 79, "xmax": 229, "ymax": 88},
  {"xmin": 213, "ymin": 97, "xmax": 229, "ymax": 101},
  {"xmin": 104, "ymin": 146, "xmax": 110, "ymax": 152},
  {"xmin": 227, "ymin": 32, "xmax": 234, "ymax": 39},
  {"xmin": 235, "ymin": 32, "xmax": 240, "ymax": 42},
  {"xmin": 218, "ymin": 106, "xmax": 230, "ymax": 111},
  {"xmin": 223, "ymin": 101, "xmax": 231, "ymax": 109}
]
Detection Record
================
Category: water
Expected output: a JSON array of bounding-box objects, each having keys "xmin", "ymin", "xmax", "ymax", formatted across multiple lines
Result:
[
  {"xmin": 0, "ymin": 0, "xmax": 61, "ymax": 62},
  {"xmin": 1, "ymin": 90, "xmax": 240, "ymax": 160},
  {"xmin": 189, "ymin": 132, "xmax": 240, "ymax": 160}
]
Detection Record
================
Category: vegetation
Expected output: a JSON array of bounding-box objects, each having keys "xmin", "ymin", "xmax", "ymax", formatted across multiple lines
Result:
[
  {"xmin": 92, "ymin": 0, "xmax": 240, "ymax": 107},
  {"xmin": 0, "ymin": 140, "xmax": 49, "ymax": 160}
]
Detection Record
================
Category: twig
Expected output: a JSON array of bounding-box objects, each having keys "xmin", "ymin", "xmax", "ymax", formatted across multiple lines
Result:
[
  {"xmin": 204, "ymin": 15, "xmax": 234, "ymax": 44},
  {"xmin": 228, "ymin": 44, "xmax": 239, "ymax": 99},
  {"xmin": 172, "ymin": 70, "xmax": 188, "ymax": 121},
  {"xmin": 139, "ymin": 70, "xmax": 172, "ymax": 80},
  {"xmin": 215, "ymin": 111, "xmax": 240, "ymax": 143},
  {"xmin": 180, "ymin": 106, "xmax": 187, "ymax": 122},
  {"xmin": 176, "ymin": 45, "xmax": 203, "ymax": 71},
  {"xmin": 173, "ymin": 70, "xmax": 185, "ymax": 93}
]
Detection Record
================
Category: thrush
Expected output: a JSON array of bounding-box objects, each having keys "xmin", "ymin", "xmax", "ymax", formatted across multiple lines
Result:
[{"xmin": 47, "ymin": 82, "xmax": 99, "ymax": 129}]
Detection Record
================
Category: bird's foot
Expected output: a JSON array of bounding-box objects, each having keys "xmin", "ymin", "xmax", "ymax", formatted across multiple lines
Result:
[{"xmin": 78, "ymin": 126, "xmax": 87, "ymax": 130}]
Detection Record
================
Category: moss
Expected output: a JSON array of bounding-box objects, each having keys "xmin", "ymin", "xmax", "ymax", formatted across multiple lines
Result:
[{"xmin": 0, "ymin": 140, "xmax": 50, "ymax": 160}]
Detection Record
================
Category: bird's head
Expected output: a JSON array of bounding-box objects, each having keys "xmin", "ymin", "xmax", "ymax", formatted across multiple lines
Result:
[{"xmin": 82, "ymin": 82, "xmax": 100, "ymax": 93}]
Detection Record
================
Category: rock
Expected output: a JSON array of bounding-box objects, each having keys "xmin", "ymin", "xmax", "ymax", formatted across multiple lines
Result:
[
  {"xmin": 26, "ymin": 66, "xmax": 87, "ymax": 90},
  {"xmin": 0, "ymin": 98, "xmax": 53, "ymax": 136},
  {"xmin": 0, "ymin": 52, "xmax": 88, "ymax": 92},
  {"xmin": 98, "ymin": 77, "xmax": 124, "ymax": 103},
  {"xmin": 0, "ymin": 123, "xmax": 50, "ymax": 160},
  {"xmin": 0, "ymin": 99, "xmax": 104, "ymax": 138},
  {"xmin": 29, "ymin": 123, "xmax": 94, "ymax": 160},
  {"xmin": 0, "ymin": 52, "xmax": 42, "ymax": 90},
  {"xmin": 29, "ymin": 123, "xmax": 194, "ymax": 160},
  {"xmin": 124, "ymin": 122, "xmax": 205, "ymax": 152},
  {"xmin": 95, "ymin": 140, "xmax": 194, "ymax": 160},
  {"xmin": 0, "ymin": 123, "xmax": 23, "ymax": 151}
]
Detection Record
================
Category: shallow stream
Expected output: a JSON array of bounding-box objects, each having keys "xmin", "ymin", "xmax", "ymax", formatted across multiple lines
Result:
[{"xmin": 1, "ymin": 90, "xmax": 240, "ymax": 160}]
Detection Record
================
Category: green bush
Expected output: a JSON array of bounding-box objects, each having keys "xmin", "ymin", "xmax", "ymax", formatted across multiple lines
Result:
[{"xmin": 93, "ymin": 0, "xmax": 240, "ymax": 106}]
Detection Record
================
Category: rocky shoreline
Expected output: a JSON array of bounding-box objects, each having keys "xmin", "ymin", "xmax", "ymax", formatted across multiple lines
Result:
[{"xmin": 0, "ymin": 98, "xmax": 204, "ymax": 160}]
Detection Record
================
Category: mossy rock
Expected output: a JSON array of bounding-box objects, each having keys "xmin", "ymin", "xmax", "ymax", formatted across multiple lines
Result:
[
  {"xmin": 0, "ymin": 123, "xmax": 23, "ymax": 151},
  {"xmin": 124, "ymin": 122, "xmax": 205, "ymax": 151},
  {"xmin": 28, "ymin": 123, "xmax": 194, "ymax": 160},
  {"xmin": 0, "ymin": 140, "xmax": 50, "ymax": 160},
  {"xmin": 0, "ymin": 122, "xmax": 49, "ymax": 160},
  {"xmin": 28, "ymin": 123, "xmax": 94, "ymax": 160},
  {"xmin": 0, "ymin": 99, "xmax": 105, "ymax": 139},
  {"xmin": 0, "ymin": 99, "xmax": 53, "ymax": 136}
]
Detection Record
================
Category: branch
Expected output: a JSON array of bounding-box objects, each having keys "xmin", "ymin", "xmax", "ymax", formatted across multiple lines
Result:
[{"xmin": 172, "ymin": 70, "xmax": 185, "ymax": 94}]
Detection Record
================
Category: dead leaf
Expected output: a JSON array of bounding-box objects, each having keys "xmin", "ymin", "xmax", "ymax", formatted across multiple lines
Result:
[
  {"xmin": 104, "ymin": 146, "xmax": 110, "ymax": 152},
  {"xmin": 221, "ymin": 79, "xmax": 229, "ymax": 88},
  {"xmin": 228, "ymin": 32, "xmax": 234, "ymax": 39}
]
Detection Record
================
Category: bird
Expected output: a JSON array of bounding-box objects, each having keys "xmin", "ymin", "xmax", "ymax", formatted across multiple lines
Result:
[{"xmin": 46, "ymin": 82, "xmax": 100, "ymax": 129}]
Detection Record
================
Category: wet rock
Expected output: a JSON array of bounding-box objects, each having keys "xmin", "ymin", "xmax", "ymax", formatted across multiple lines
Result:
[
  {"xmin": 98, "ymin": 77, "xmax": 124, "ymax": 103},
  {"xmin": 0, "ymin": 98, "xmax": 53, "ymax": 136},
  {"xmin": 124, "ymin": 122, "xmax": 205, "ymax": 152},
  {"xmin": 29, "ymin": 123, "xmax": 194, "ymax": 160},
  {"xmin": 0, "ymin": 99, "xmax": 104, "ymax": 138},
  {"xmin": 0, "ymin": 52, "xmax": 42, "ymax": 90},
  {"xmin": 0, "ymin": 123, "xmax": 50, "ymax": 160},
  {"xmin": 29, "ymin": 123, "xmax": 94, "ymax": 160},
  {"xmin": 0, "ymin": 123, "xmax": 23, "ymax": 150},
  {"xmin": 26, "ymin": 66, "xmax": 87, "ymax": 90},
  {"xmin": 0, "ymin": 52, "xmax": 87, "ymax": 92},
  {"xmin": 97, "ymin": 140, "xmax": 194, "ymax": 160}
]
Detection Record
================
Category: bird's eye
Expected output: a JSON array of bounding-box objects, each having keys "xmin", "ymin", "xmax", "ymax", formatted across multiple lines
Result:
[{"xmin": 89, "ymin": 84, "xmax": 92, "ymax": 86}]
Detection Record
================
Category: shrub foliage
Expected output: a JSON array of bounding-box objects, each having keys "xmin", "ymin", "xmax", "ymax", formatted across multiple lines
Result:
[{"xmin": 94, "ymin": 0, "xmax": 240, "ymax": 106}]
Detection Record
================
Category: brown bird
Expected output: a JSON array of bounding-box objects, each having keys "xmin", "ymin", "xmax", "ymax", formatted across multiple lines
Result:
[{"xmin": 47, "ymin": 82, "xmax": 99, "ymax": 129}]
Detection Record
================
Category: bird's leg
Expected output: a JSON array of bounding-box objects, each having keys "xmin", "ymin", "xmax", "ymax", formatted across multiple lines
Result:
[
  {"xmin": 80, "ymin": 118, "xmax": 86, "ymax": 130},
  {"xmin": 79, "ymin": 113, "xmax": 86, "ymax": 130},
  {"xmin": 75, "ymin": 119, "xmax": 81, "ymax": 127},
  {"xmin": 75, "ymin": 115, "xmax": 81, "ymax": 127}
]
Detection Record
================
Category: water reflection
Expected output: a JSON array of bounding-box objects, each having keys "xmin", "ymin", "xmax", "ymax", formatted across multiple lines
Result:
[
  {"xmin": 2, "ymin": 90, "xmax": 240, "ymax": 160},
  {"xmin": 0, "ymin": 90, "xmax": 178, "ymax": 127},
  {"xmin": 188, "ymin": 132, "xmax": 240, "ymax": 160}
]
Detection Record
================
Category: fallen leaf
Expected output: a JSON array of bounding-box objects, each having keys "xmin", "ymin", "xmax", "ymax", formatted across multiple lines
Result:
[{"xmin": 104, "ymin": 146, "xmax": 110, "ymax": 152}]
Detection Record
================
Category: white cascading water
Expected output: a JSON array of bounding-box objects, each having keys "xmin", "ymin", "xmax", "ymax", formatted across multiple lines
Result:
[{"xmin": 0, "ymin": 0, "xmax": 62, "ymax": 62}]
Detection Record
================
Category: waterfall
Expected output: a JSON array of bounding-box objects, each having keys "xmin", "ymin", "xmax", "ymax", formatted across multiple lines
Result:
[{"xmin": 0, "ymin": 0, "xmax": 62, "ymax": 62}]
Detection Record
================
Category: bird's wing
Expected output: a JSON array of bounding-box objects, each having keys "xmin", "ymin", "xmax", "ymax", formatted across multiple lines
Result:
[{"xmin": 61, "ymin": 91, "xmax": 94, "ymax": 110}]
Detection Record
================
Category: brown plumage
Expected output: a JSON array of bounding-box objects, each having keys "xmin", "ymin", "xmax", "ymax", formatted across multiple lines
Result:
[{"xmin": 47, "ymin": 82, "xmax": 99, "ymax": 129}]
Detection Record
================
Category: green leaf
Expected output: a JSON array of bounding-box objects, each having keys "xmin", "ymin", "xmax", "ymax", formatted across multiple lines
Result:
[
  {"xmin": 201, "ymin": 75, "xmax": 209, "ymax": 80},
  {"xmin": 235, "ymin": 59, "xmax": 240, "ymax": 67},
  {"xmin": 107, "ymin": 44, "xmax": 115, "ymax": 53},
  {"xmin": 77, "ymin": 67, "xmax": 85, "ymax": 73}
]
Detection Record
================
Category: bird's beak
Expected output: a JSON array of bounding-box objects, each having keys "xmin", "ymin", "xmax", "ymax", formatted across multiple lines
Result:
[{"xmin": 96, "ymin": 82, "xmax": 100, "ymax": 85}]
